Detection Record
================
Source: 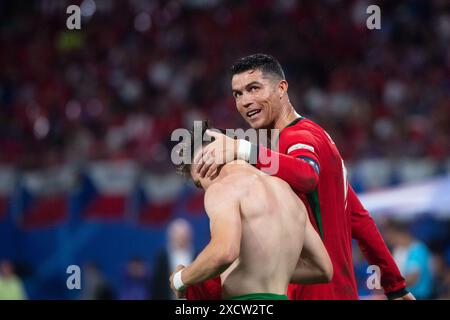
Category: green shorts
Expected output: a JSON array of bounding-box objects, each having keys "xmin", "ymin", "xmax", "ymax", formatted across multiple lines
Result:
[{"xmin": 229, "ymin": 293, "xmax": 288, "ymax": 300}]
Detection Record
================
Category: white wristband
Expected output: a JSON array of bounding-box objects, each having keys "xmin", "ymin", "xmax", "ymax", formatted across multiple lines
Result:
[
  {"xmin": 173, "ymin": 269, "xmax": 186, "ymax": 291},
  {"xmin": 237, "ymin": 139, "xmax": 252, "ymax": 162}
]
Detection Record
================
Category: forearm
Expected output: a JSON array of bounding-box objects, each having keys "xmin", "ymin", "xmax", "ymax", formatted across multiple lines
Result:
[
  {"xmin": 292, "ymin": 218, "xmax": 333, "ymax": 284},
  {"xmin": 354, "ymin": 218, "xmax": 406, "ymax": 293},
  {"xmin": 182, "ymin": 243, "xmax": 234, "ymax": 287},
  {"xmin": 348, "ymin": 185, "xmax": 406, "ymax": 294},
  {"xmin": 254, "ymin": 145, "xmax": 318, "ymax": 193}
]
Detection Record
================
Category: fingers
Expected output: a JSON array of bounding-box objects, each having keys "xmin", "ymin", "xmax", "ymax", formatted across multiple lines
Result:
[
  {"xmin": 175, "ymin": 264, "xmax": 185, "ymax": 272},
  {"xmin": 205, "ymin": 129, "xmax": 222, "ymax": 139},
  {"xmin": 195, "ymin": 147, "xmax": 211, "ymax": 171},
  {"xmin": 194, "ymin": 144, "xmax": 210, "ymax": 166},
  {"xmin": 196, "ymin": 130, "xmax": 225, "ymax": 167},
  {"xmin": 205, "ymin": 162, "xmax": 219, "ymax": 178},
  {"xmin": 195, "ymin": 148, "xmax": 227, "ymax": 178},
  {"xmin": 209, "ymin": 169, "xmax": 220, "ymax": 180},
  {"xmin": 198, "ymin": 154, "xmax": 214, "ymax": 178},
  {"xmin": 194, "ymin": 144, "xmax": 213, "ymax": 172},
  {"xmin": 193, "ymin": 130, "xmax": 229, "ymax": 178}
]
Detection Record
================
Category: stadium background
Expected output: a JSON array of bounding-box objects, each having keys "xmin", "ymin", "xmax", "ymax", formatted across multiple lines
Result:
[{"xmin": 0, "ymin": 0, "xmax": 449, "ymax": 299}]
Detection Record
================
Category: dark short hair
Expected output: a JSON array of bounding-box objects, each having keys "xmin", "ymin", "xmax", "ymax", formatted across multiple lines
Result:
[
  {"xmin": 175, "ymin": 121, "xmax": 224, "ymax": 183},
  {"xmin": 230, "ymin": 53, "xmax": 285, "ymax": 80}
]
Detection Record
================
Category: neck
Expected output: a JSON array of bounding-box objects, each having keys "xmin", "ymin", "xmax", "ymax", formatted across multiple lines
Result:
[
  {"xmin": 269, "ymin": 102, "xmax": 300, "ymax": 142},
  {"xmin": 272, "ymin": 102, "xmax": 301, "ymax": 130},
  {"xmin": 214, "ymin": 160, "xmax": 250, "ymax": 183},
  {"xmin": 202, "ymin": 160, "xmax": 248, "ymax": 190}
]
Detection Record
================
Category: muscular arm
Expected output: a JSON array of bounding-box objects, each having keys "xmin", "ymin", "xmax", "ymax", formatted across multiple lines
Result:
[
  {"xmin": 348, "ymin": 185, "xmax": 408, "ymax": 298},
  {"xmin": 194, "ymin": 129, "xmax": 319, "ymax": 194},
  {"xmin": 255, "ymin": 129, "xmax": 320, "ymax": 194},
  {"xmin": 181, "ymin": 186, "xmax": 242, "ymax": 287},
  {"xmin": 256, "ymin": 145, "xmax": 319, "ymax": 193},
  {"xmin": 291, "ymin": 213, "xmax": 333, "ymax": 284}
]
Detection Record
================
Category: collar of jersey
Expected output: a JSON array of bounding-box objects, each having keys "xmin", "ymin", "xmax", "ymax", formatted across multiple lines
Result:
[{"xmin": 274, "ymin": 116, "xmax": 304, "ymax": 146}]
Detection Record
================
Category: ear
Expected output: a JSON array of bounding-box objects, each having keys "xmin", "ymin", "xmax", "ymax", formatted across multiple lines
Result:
[{"xmin": 278, "ymin": 80, "xmax": 288, "ymax": 98}]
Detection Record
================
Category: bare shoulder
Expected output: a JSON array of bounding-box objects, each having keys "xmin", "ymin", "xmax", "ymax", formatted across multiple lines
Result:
[{"xmin": 204, "ymin": 176, "xmax": 245, "ymax": 212}]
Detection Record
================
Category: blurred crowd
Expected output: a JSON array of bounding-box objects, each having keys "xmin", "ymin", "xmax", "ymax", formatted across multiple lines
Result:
[{"xmin": 0, "ymin": 0, "xmax": 448, "ymax": 172}]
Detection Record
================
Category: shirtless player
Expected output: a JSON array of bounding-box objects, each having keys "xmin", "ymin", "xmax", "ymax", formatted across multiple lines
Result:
[{"xmin": 170, "ymin": 128, "xmax": 333, "ymax": 300}]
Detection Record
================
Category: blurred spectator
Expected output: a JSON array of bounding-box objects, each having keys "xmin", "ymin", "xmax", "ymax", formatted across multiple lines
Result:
[
  {"xmin": 0, "ymin": 260, "xmax": 27, "ymax": 300},
  {"xmin": 151, "ymin": 218, "xmax": 194, "ymax": 299},
  {"xmin": 80, "ymin": 262, "xmax": 115, "ymax": 300},
  {"xmin": 118, "ymin": 257, "xmax": 152, "ymax": 300},
  {"xmin": 383, "ymin": 219, "xmax": 434, "ymax": 299},
  {"xmin": 431, "ymin": 253, "xmax": 450, "ymax": 299}
]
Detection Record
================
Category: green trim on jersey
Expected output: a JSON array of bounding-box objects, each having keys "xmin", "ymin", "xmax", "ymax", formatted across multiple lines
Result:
[
  {"xmin": 274, "ymin": 116, "xmax": 304, "ymax": 146},
  {"xmin": 307, "ymin": 189, "xmax": 324, "ymax": 239},
  {"xmin": 285, "ymin": 116, "xmax": 304, "ymax": 129},
  {"xmin": 229, "ymin": 293, "xmax": 288, "ymax": 300}
]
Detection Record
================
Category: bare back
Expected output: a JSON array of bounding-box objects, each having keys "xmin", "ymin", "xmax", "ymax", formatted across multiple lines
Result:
[{"xmin": 206, "ymin": 162, "xmax": 307, "ymax": 298}]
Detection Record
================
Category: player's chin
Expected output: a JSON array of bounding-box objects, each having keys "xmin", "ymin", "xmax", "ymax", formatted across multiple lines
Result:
[
  {"xmin": 240, "ymin": 112, "xmax": 262, "ymax": 129},
  {"xmin": 246, "ymin": 122, "xmax": 258, "ymax": 129},
  {"xmin": 247, "ymin": 118, "xmax": 265, "ymax": 130}
]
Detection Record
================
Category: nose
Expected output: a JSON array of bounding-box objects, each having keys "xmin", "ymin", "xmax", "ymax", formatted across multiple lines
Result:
[{"xmin": 240, "ymin": 92, "xmax": 253, "ymax": 109}]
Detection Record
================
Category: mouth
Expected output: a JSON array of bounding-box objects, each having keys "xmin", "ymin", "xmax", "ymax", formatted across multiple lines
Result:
[{"xmin": 246, "ymin": 109, "xmax": 262, "ymax": 119}]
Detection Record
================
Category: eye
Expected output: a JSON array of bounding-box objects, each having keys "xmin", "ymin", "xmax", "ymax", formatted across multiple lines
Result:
[
  {"xmin": 249, "ymin": 86, "xmax": 259, "ymax": 92},
  {"xmin": 233, "ymin": 91, "xmax": 242, "ymax": 99}
]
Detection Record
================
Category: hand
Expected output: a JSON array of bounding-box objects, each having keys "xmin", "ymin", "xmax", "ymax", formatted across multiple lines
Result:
[
  {"xmin": 193, "ymin": 130, "xmax": 238, "ymax": 178},
  {"xmin": 393, "ymin": 292, "xmax": 416, "ymax": 300},
  {"xmin": 169, "ymin": 264, "xmax": 186, "ymax": 299}
]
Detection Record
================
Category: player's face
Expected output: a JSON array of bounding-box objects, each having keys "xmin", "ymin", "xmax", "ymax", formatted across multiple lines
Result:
[{"xmin": 232, "ymin": 69, "xmax": 280, "ymax": 129}]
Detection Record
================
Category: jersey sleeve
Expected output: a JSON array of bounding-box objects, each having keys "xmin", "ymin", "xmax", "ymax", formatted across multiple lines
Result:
[
  {"xmin": 253, "ymin": 129, "xmax": 320, "ymax": 194},
  {"xmin": 348, "ymin": 185, "xmax": 407, "ymax": 295}
]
